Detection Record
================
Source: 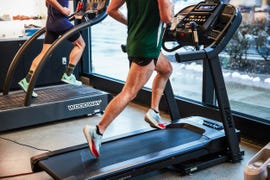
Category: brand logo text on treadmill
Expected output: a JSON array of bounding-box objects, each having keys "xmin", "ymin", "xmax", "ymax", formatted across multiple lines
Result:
[{"xmin": 67, "ymin": 100, "xmax": 102, "ymax": 111}]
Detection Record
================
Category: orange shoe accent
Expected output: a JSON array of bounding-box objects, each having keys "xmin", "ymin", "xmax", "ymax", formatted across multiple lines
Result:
[
  {"xmin": 158, "ymin": 123, "xmax": 166, "ymax": 129},
  {"xmin": 91, "ymin": 139, "xmax": 100, "ymax": 158}
]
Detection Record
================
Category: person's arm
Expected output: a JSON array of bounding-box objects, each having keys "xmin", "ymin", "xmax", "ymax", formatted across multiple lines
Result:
[
  {"xmin": 46, "ymin": 0, "xmax": 70, "ymax": 16},
  {"xmin": 158, "ymin": 0, "xmax": 173, "ymax": 24},
  {"xmin": 107, "ymin": 0, "xmax": 127, "ymax": 25}
]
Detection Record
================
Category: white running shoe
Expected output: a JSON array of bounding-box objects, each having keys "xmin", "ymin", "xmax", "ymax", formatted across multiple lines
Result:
[
  {"xmin": 144, "ymin": 109, "xmax": 166, "ymax": 129},
  {"xmin": 83, "ymin": 125, "xmax": 102, "ymax": 158}
]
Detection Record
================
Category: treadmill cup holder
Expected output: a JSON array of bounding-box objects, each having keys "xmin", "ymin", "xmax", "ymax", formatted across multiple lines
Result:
[{"xmin": 244, "ymin": 142, "xmax": 270, "ymax": 180}]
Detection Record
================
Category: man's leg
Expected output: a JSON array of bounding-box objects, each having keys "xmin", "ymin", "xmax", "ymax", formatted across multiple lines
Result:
[
  {"xmin": 144, "ymin": 53, "xmax": 172, "ymax": 129},
  {"xmin": 18, "ymin": 44, "xmax": 51, "ymax": 97},
  {"xmin": 84, "ymin": 60, "xmax": 155, "ymax": 158},
  {"xmin": 151, "ymin": 53, "xmax": 172, "ymax": 112},
  {"xmin": 98, "ymin": 61, "xmax": 156, "ymax": 133},
  {"xmin": 68, "ymin": 35, "xmax": 85, "ymax": 66},
  {"xmin": 61, "ymin": 35, "xmax": 85, "ymax": 86},
  {"xmin": 30, "ymin": 44, "xmax": 52, "ymax": 72}
]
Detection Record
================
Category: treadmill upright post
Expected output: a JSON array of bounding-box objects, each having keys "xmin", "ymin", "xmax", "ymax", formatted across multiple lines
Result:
[{"xmin": 207, "ymin": 54, "xmax": 242, "ymax": 162}]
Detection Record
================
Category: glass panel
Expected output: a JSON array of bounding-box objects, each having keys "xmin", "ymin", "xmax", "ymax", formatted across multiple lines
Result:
[
  {"xmin": 91, "ymin": 15, "xmax": 129, "ymax": 81},
  {"xmin": 91, "ymin": 0, "xmax": 270, "ymax": 121},
  {"xmin": 223, "ymin": 0, "xmax": 270, "ymax": 120}
]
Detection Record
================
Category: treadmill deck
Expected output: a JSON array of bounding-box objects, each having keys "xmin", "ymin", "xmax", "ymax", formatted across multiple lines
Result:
[{"xmin": 31, "ymin": 116, "xmax": 227, "ymax": 180}]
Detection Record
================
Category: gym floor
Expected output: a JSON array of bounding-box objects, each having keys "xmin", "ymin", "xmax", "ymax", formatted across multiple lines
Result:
[{"xmin": 0, "ymin": 102, "xmax": 261, "ymax": 180}]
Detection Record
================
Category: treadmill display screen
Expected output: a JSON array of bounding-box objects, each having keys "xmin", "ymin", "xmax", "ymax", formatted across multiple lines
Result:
[{"xmin": 197, "ymin": 5, "xmax": 216, "ymax": 11}]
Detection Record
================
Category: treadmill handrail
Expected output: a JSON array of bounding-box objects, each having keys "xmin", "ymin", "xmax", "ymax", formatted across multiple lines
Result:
[
  {"xmin": 2, "ymin": 27, "xmax": 46, "ymax": 95},
  {"xmin": 207, "ymin": 8, "xmax": 242, "ymax": 57},
  {"xmin": 175, "ymin": 49, "xmax": 208, "ymax": 62},
  {"xmin": 24, "ymin": 12, "xmax": 108, "ymax": 106}
]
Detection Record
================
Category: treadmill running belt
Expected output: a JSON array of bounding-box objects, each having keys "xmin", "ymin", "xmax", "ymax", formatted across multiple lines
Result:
[
  {"xmin": 36, "ymin": 128, "xmax": 203, "ymax": 179},
  {"xmin": 0, "ymin": 84, "xmax": 101, "ymax": 110}
]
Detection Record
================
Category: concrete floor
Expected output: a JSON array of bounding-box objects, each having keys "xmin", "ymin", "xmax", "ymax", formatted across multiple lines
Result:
[{"xmin": 0, "ymin": 102, "xmax": 262, "ymax": 180}]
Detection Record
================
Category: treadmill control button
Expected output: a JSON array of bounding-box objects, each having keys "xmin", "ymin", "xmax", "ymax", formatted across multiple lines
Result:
[{"xmin": 203, "ymin": 120, "xmax": 223, "ymax": 130}]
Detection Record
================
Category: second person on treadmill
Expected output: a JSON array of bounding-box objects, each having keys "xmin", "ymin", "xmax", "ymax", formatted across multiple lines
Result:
[{"xmin": 18, "ymin": 0, "xmax": 85, "ymax": 97}]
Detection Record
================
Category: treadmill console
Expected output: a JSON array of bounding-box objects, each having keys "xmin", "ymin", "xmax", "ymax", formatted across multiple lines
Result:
[{"xmin": 163, "ymin": 0, "xmax": 238, "ymax": 51}]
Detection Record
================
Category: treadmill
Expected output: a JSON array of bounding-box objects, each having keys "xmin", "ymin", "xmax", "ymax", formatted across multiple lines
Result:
[
  {"xmin": 0, "ymin": 0, "xmax": 111, "ymax": 132},
  {"xmin": 31, "ymin": 0, "xmax": 244, "ymax": 179}
]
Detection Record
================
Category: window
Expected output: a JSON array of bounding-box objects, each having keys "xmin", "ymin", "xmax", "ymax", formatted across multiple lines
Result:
[{"xmin": 91, "ymin": 15, "xmax": 128, "ymax": 81}]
